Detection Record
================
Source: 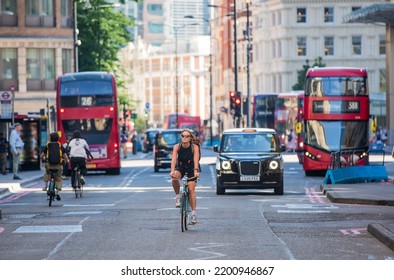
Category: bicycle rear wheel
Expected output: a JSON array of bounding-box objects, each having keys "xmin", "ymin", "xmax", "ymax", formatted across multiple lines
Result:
[
  {"xmin": 181, "ymin": 192, "xmax": 188, "ymax": 232},
  {"xmin": 73, "ymin": 170, "xmax": 79, "ymax": 198},
  {"xmin": 48, "ymin": 181, "xmax": 55, "ymax": 207}
]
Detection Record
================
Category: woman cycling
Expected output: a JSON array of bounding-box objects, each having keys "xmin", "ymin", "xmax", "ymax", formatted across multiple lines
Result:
[
  {"xmin": 68, "ymin": 130, "xmax": 91, "ymax": 188},
  {"xmin": 170, "ymin": 129, "xmax": 200, "ymax": 225}
]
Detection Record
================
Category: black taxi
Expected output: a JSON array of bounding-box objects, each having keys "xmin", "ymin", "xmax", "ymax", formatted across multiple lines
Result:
[{"xmin": 213, "ymin": 128, "xmax": 284, "ymax": 195}]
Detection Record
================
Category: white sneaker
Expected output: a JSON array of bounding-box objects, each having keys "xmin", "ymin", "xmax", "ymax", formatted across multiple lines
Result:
[
  {"xmin": 175, "ymin": 197, "xmax": 180, "ymax": 208},
  {"xmin": 189, "ymin": 215, "xmax": 197, "ymax": 225}
]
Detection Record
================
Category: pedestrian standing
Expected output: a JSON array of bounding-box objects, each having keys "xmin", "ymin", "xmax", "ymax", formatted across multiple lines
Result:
[
  {"xmin": 0, "ymin": 132, "xmax": 8, "ymax": 175},
  {"xmin": 9, "ymin": 123, "xmax": 24, "ymax": 180},
  {"xmin": 120, "ymin": 129, "xmax": 128, "ymax": 159}
]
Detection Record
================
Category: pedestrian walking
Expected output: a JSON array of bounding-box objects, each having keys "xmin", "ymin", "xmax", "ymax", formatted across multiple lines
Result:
[
  {"xmin": 0, "ymin": 132, "xmax": 8, "ymax": 175},
  {"xmin": 9, "ymin": 123, "xmax": 24, "ymax": 180}
]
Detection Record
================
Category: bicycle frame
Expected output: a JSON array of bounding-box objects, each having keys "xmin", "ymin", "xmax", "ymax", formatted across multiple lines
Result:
[{"xmin": 171, "ymin": 173, "xmax": 197, "ymax": 232}]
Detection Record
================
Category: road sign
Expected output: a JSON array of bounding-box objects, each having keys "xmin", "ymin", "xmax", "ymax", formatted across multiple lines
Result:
[
  {"xmin": 0, "ymin": 91, "xmax": 12, "ymax": 119},
  {"xmin": 145, "ymin": 102, "xmax": 150, "ymax": 109}
]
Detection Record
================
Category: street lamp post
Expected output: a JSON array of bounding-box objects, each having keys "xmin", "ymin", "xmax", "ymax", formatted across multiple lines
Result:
[
  {"xmin": 246, "ymin": 0, "xmax": 251, "ymax": 127},
  {"xmin": 73, "ymin": 0, "xmax": 80, "ymax": 72}
]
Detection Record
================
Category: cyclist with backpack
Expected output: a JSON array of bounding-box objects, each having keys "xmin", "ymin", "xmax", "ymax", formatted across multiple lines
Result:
[
  {"xmin": 41, "ymin": 132, "xmax": 69, "ymax": 201},
  {"xmin": 170, "ymin": 129, "xmax": 200, "ymax": 225},
  {"xmin": 67, "ymin": 130, "xmax": 92, "ymax": 188}
]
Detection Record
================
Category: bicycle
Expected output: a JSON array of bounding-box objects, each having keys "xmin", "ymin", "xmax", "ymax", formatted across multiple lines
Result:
[
  {"xmin": 172, "ymin": 173, "xmax": 197, "ymax": 232},
  {"xmin": 72, "ymin": 163, "xmax": 83, "ymax": 198},
  {"xmin": 46, "ymin": 169, "xmax": 59, "ymax": 207}
]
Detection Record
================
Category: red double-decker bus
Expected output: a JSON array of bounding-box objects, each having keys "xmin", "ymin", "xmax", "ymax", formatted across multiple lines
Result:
[
  {"xmin": 56, "ymin": 72, "xmax": 121, "ymax": 175},
  {"xmin": 303, "ymin": 67, "xmax": 369, "ymax": 176}
]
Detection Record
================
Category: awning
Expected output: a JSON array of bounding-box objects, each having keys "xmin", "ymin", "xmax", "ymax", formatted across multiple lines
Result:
[{"xmin": 343, "ymin": 3, "xmax": 394, "ymax": 25}]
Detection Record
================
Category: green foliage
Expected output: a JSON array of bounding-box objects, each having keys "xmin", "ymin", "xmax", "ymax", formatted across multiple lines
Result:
[
  {"xmin": 292, "ymin": 57, "xmax": 326, "ymax": 91},
  {"xmin": 76, "ymin": 0, "xmax": 134, "ymax": 80}
]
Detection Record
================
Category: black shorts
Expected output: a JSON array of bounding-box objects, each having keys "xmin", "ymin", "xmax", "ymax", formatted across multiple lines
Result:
[{"xmin": 175, "ymin": 166, "xmax": 197, "ymax": 182}]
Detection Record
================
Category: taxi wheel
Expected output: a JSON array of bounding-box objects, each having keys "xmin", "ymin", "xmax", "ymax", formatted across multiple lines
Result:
[
  {"xmin": 216, "ymin": 178, "xmax": 225, "ymax": 195},
  {"xmin": 274, "ymin": 177, "xmax": 284, "ymax": 195}
]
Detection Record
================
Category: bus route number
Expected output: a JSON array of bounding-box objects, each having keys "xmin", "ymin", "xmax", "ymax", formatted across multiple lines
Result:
[{"xmin": 81, "ymin": 96, "xmax": 92, "ymax": 106}]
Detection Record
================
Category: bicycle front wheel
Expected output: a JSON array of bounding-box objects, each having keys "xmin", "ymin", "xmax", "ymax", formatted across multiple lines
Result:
[{"xmin": 181, "ymin": 192, "xmax": 188, "ymax": 232}]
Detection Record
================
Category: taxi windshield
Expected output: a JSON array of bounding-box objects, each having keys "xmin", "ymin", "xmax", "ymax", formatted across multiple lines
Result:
[{"xmin": 221, "ymin": 133, "xmax": 278, "ymax": 153}]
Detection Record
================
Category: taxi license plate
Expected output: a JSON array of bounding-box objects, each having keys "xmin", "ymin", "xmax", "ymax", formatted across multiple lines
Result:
[
  {"xmin": 86, "ymin": 163, "xmax": 96, "ymax": 169},
  {"xmin": 240, "ymin": 175, "xmax": 260, "ymax": 181}
]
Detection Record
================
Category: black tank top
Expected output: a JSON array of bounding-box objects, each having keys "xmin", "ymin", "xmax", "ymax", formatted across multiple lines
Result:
[{"xmin": 177, "ymin": 144, "xmax": 194, "ymax": 168}]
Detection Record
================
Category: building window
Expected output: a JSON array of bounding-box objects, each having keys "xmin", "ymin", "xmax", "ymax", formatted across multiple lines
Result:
[
  {"xmin": 61, "ymin": 0, "xmax": 72, "ymax": 27},
  {"xmin": 379, "ymin": 35, "xmax": 386, "ymax": 55},
  {"xmin": 296, "ymin": 8, "xmax": 306, "ymax": 23},
  {"xmin": 147, "ymin": 4, "xmax": 163, "ymax": 16},
  {"xmin": 148, "ymin": 22, "xmax": 164, "ymax": 34},
  {"xmin": 324, "ymin": 36, "xmax": 334, "ymax": 56},
  {"xmin": 324, "ymin": 7, "xmax": 334, "ymax": 23},
  {"xmin": 26, "ymin": 48, "xmax": 55, "ymax": 90},
  {"xmin": 272, "ymin": 41, "xmax": 276, "ymax": 58},
  {"xmin": 352, "ymin": 7, "xmax": 361, "ymax": 12},
  {"xmin": 379, "ymin": 69, "xmax": 386, "ymax": 93},
  {"xmin": 0, "ymin": 48, "xmax": 17, "ymax": 90},
  {"xmin": 297, "ymin": 37, "xmax": 307, "ymax": 56},
  {"xmin": 26, "ymin": 0, "xmax": 55, "ymax": 27},
  {"xmin": 62, "ymin": 49, "xmax": 72, "ymax": 74},
  {"xmin": 0, "ymin": 0, "xmax": 16, "ymax": 26},
  {"xmin": 352, "ymin": 35, "xmax": 362, "ymax": 55}
]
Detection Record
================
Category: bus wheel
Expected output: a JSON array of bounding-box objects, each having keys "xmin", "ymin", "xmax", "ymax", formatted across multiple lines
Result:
[{"xmin": 107, "ymin": 168, "xmax": 120, "ymax": 175}]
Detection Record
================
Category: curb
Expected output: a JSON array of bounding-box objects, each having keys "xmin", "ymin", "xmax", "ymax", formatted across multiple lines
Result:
[{"xmin": 368, "ymin": 223, "xmax": 394, "ymax": 251}]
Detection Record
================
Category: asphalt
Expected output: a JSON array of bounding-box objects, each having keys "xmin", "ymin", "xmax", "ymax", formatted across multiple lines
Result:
[{"xmin": 0, "ymin": 152, "xmax": 393, "ymax": 252}]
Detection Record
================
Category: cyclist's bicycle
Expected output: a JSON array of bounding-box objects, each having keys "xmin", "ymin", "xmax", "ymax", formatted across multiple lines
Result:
[
  {"xmin": 72, "ymin": 163, "xmax": 83, "ymax": 198},
  {"xmin": 46, "ymin": 169, "xmax": 59, "ymax": 207},
  {"xmin": 172, "ymin": 173, "xmax": 197, "ymax": 232}
]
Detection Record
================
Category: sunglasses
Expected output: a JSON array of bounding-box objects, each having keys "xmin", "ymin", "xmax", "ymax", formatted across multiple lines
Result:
[{"xmin": 181, "ymin": 134, "xmax": 190, "ymax": 138}]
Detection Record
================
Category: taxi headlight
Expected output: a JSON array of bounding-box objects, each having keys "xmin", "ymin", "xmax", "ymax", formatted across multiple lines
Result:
[
  {"xmin": 269, "ymin": 161, "xmax": 279, "ymax": 170},
  {"xmin": 221, "ymin": 160, "xmax": 231, "ymax": 170}
]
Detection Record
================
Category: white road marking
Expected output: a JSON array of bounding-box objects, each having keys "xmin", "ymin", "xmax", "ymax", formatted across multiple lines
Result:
[
  {"xmin": 272, "ymin": 204, "xmax": 337, "ymax": 209},
  {"xmin": 63, "ymin": 211, "xmax": 102, "ymax": 215},
  {"xmin": 190, "ymin": 243, "xmax": 231, "ymax": 260},
  {"xmin": 277, "ymin": 210, "xmax": 331, "ymax": 214},
  {"xmin": 13, "ymin": 225, "xmax": 82, "ymax": 233},
  {"xmin": 62, "ymin": 204, "xmax": 114, "ymax": 207}
]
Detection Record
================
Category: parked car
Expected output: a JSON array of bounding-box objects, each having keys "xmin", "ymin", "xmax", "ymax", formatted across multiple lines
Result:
[
  {"xmin": 153, "ymin": 129, "xmax": 183, "ymax": 172},
  {"xmin": 213, "ymin": 128, "xmax": 285, "ymax": 195},
  {"xmin": 142, "ymin": 128, "xmax": 160, "ymax": 153}
]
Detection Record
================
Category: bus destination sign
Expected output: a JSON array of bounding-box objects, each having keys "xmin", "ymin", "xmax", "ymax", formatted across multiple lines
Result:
[{"xmin": 312, "ymin": 100, "xmax": 360, "ymax": 114}]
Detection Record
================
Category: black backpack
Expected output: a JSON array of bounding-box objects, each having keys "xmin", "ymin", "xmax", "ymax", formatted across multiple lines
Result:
[{"xmin": 46, "ymin": 142, "xmax": 63, "ymax": 164}]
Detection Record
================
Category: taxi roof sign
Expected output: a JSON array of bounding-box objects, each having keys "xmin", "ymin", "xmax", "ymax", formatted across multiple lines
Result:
[{"xmin": 243, "ymin": 129, "xmax": 257, "ymax": 133}]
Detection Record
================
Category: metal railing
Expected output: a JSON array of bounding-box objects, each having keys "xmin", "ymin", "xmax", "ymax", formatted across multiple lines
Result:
[{"xmin": 329, "ymin": 148, "xmax": 384, "ymax": 170}]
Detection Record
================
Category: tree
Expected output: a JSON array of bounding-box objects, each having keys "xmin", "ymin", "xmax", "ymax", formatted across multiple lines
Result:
[
  {"xmin": 292, "ymin": 57, "xmax": 326, "ymax": 91},
  {"xmin": 76, "ymin": 0, "xmax": 134, "ymax": 77}
]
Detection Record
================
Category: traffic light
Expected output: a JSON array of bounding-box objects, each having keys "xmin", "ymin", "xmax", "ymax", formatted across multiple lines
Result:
[
  {"xmin": 229, "ymin": 91, "xmax": 236, "ymax": 114},
  {"xmin": 234, "ymin": 92, "xmax": 242, "ymax": 116}
]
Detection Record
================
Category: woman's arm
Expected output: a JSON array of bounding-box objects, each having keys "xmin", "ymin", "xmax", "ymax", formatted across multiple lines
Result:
[{"xmin": 170, "ymin": 144, "xmax": 179, "ymax": 175}]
